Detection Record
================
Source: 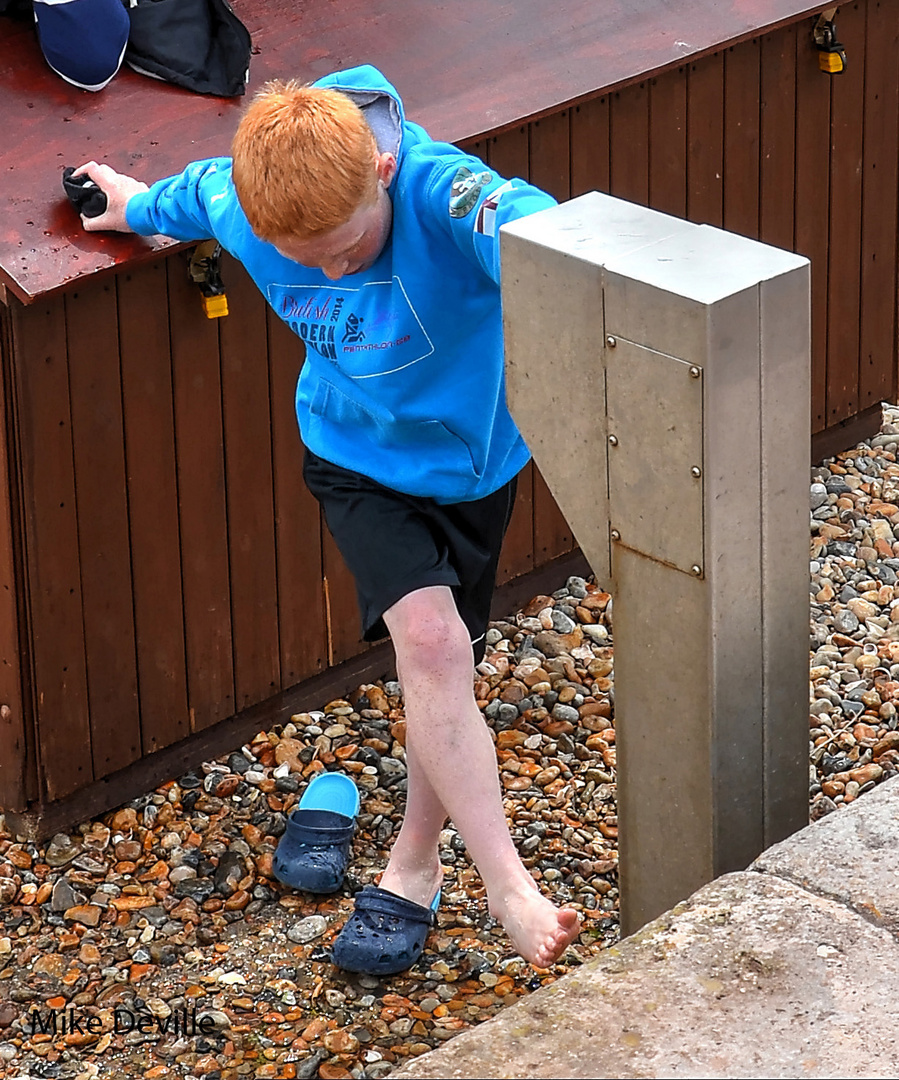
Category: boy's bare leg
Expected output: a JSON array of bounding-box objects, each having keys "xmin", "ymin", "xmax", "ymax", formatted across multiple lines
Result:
[
  {"xmin": 378, "ymin": 738, "xmax": 446, "ymax": 907},
  {"xmin": 380, "ymin": 585, "xmax": 580, "ymax": 968}
]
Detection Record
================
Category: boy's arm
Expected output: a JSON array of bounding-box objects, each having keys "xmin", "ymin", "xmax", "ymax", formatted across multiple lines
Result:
[
  {"xmin": 422, "ymin": 150, "xmax": 557, "ymax": 284},
  {"xmin": 72, "ymin": 158, "xmax": 232, "ymax": 240}
]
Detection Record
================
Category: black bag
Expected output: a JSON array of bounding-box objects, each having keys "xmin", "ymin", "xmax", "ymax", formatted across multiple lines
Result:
[
  {"xmin": 0, "ymin": 0, "xmax": 33, "ymax": 17},
  {"xmin": 123, "ymin": 0, "xmax": 252, "ymax": 97}
]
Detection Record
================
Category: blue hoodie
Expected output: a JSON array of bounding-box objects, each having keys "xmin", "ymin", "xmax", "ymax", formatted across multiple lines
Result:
[{"xmin": 126, "ymin": 65, "xmax": 556, "ymax": 503}]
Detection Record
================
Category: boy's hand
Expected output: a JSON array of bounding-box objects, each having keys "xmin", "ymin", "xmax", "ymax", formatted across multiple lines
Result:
[{"xmin": 71, "ymin": 162, "xmax": 149, "ymax": 232}]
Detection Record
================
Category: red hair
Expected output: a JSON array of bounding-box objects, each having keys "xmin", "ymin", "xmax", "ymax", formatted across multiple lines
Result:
[{"xmin": 231, "ymin": 81, "xmax": 378, "ymax": 240}]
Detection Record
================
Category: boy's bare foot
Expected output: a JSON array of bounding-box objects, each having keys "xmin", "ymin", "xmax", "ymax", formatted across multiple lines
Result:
[{"xmin": 490, "ymin": 880, "xmax": 581, "ymax": 968}]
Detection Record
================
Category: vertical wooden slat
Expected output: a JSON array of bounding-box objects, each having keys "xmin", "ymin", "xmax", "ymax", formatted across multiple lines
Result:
[
  {"xmin": 11, "ymin": 298, "xmax": 92, "ymax": 801},
  {"xmin": 529, "ymin": 111, "xmax": 571, "ymax": 202},
  {"xmin": 571, "ymin": 95, "xmax": 610, "ymax": 196},
  {"xmin": 118, "ymin": 261, "xmax": 190, "ymax": 752},
  {"xmin": 168, "ymin": 253, "xmax": 235, "ymax": 732},
  {"xmin": 610, "ymin": 81, "xmax": 650, "ymax": 205},
  {"xmin": 497, "ymin": 460, "xmax": 535, "ymax": 586},
  {"xmin": 825, "ymin": 0, "xmax": 866, "ymax": 425},
  {"xmin": 322, "ymin": 528, "xmax": 369, "ymax": 667},
  {"xmin": 266, "ymin": 308, "xmax": 328, "ymax": 688},
  {"xmin": 64, "ymin": 280, "xmax": 141, "ymax": 778},
  {"xmin": 487, "ymin": 124, "xmax": 530, "ymax": 180},
  {"xmin": 687, "ymin": 53, "xmax": 725, "ymax": 227},
  {"xmin": 859, "ymin": 0, "xmax": 899, "ymax": 410},
  {"xmin": 724, "ymin": 38, "xmax": 761, "ymax": 240},
  {"xmin": 759, "ymin": 25, "xmax": 798, "ymax": 253},
  {"xmin": 529, "ymin": 110, "xmax": 575, "ymax": 563},
  {"xmin": 649, "ymin": 67, "xmax": 688, "ymax": 219},
  {"xmin": 794, "ymin": 26, "xmax": 832, "ymax": 434},
  {"xmin": 219, "ymin": 257, "xmax": 281, "ymax": 711},
  {"xmin": 0, "ymin": 304, "xmax": 27, "ymax": 810}
]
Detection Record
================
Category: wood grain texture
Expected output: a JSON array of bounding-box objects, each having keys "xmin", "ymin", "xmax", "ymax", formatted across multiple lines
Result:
[
  {"xmin": 794, "ymin": 29, "xmax": 832, "ymax": 433},
  {"xmin": 117, "ymin": 261, "xmax": 190, "ymax": 753},
  {"xmin": 859, "ymin": 0, "xmax": 899, "ymax": 410},
  {"xmin": 825, "ymin": 1, "xmax": 866, "ymax": 425},
  {"xmin": 64, "ymin": 277, "xmax": 141, "ymax": 778},
  {"xmin": 10, "ymin": 297, "xmax": 92, "ymax": 801},
  {"xmin": 218, "ymin": 257, "xmax": 281, "ymax": 710},
  {"xmin": 167, "ymin": 254, "xmax": 235, "ymax": 731}
]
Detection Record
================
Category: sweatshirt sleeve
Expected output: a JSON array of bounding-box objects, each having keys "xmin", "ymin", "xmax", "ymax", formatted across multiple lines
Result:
[
  {"xmin": 125, "ymin": 157, "xmax": 236, "ymax": 241},
  {"xmin": 420, "ymin": 147, "xmax": 557, "ymax": 284}
]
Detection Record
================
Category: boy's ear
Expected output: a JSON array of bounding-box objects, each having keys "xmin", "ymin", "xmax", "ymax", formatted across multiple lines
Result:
[{"xmin": 376, "ymin": 152, "xmax": 397, "ymax": 188}]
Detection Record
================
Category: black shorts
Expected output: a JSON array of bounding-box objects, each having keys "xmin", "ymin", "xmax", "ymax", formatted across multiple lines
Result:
[{"xmin": 303, "ymin": 449, "xmax": 518, "ymax": 661}]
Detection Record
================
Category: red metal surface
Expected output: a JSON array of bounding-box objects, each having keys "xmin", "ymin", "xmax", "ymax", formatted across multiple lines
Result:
[{"xmin": 0, "ymin": 0, "xmax": 833, "ymax": 302}]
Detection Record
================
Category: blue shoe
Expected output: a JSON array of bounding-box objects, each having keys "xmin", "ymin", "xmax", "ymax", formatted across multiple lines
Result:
[
  {"xmin": 272, "ymin": 773, "xmax": 360, "ymax": 894},
  {"xmin": 331, "ymin": 886, "xmax": 441, "ymax": 975}
]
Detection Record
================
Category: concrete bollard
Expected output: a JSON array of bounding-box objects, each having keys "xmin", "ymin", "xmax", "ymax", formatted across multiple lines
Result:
[{"xmin": 501, "ymin": 192, "xmax": 810, "ymax": 933}]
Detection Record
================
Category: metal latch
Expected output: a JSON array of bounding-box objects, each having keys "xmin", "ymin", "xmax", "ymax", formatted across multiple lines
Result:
[
  {"xmin": 188, "ymin": 240, "xmax": 229, "ymax": 318},
  {"xmin": 813, "ymin": 8, "xmax": 847, "ymax": 74}
]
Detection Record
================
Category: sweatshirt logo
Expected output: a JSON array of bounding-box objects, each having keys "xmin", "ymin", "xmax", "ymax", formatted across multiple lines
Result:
[
  {"xmin": 449, "ymin": 167, "xmax": 493, "ymax": 218},
  {"xmin": 268, "ymin": 278, "xmax": 434, "ymax": 377}
]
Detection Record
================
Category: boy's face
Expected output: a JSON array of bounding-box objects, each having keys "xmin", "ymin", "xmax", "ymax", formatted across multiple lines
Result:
[{"xmin": 274, "ymin": 152, "xmax": 396, "ymax": 280}]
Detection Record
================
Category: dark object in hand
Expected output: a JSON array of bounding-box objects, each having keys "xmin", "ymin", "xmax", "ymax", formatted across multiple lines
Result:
[{"xmin": 62, "ymin": 167, "xmax": 108, "ymax": 218}]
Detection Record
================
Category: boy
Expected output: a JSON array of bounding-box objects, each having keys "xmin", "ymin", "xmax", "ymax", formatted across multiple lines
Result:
[{"xmin": 75, "ymin": 65, "xmax": 580, "ymax": 972}]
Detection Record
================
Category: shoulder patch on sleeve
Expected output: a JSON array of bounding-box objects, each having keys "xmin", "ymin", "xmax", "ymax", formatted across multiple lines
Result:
[
  {"xmin": 474, "ymin": 179, "xmax": 520, "ymax": 236},
  {"xmin": 449, "ymin": 166, "xmax": 493, "ymax": 218}
]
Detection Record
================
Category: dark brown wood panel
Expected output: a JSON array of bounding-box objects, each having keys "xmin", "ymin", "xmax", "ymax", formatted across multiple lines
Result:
[
  {"xmin": 859, "ymin": 0, "xmax": 899, "ymax": 410},
  {"xmin": 759, "ymin": 25, "xmax": 797, "ymax": 253},
  {"xmin": 265, "ymin": 309, "xmax": 328, "ymax": 687},
  {"xmin": 724, "ymin": 38, "xmax": 762, "ymax": 239},
  {"xmin": 794, "ymin": 29, "xmax": 832, "ymax": 433},
  {"xmin": 167, "ymin": 253, "xmax": 235, "ymax": 731},
  {"xmin": 487, "ymin": 125, "xmax": 530, "ymax": 181},
  {"xmin": 687, "ymin": 53, "xmax": 725, "ymax": 227},
  {"xmin": 610, "ymin": 81, "xmax": 650, "ymax": 205},
  {"xmin": 571, "ymin": 96, "xmax": 611, "ymax": 197},
  {"xmin": 826, "ymin": 1, "xmax": 867, "ymax": 425},
  {"xmin": 11, "ymin": 298, "xmax": 92, "ymax": 801},
  {"xmin": 64, "ymin": 279, "xmax": 141, "ymax": 777},
  {"xmin": 218, "ymin": 257, "xmax": 281, "ymax": 711},
  {"xmin": 116, "ymin": 261, "xmax": 190, "ymax": 753},
  {"xmin": 529, "ymin": 112, "xmax": 572, "ymax": 203},
  {"xmin": 322, "ymin": 528, "xmax": 369, "ymax": 668},
  {"xmin": 649, "ymin": 69, "xmax": 688, "ymax": 220},
  {"xmin": 497, "ymin": 460, "xmax": 535, "ymax": 586},
  {"xmin": 0, "ymin": 306, "xmax": 27, "ymax": 810}
]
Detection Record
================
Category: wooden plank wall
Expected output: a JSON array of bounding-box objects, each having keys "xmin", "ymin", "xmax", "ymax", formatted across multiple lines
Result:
[
  {"xmin": 463, "ymin": 0, "xmax": 899, "ymax": 438},
  {"xmin": 1, "ymin": 0, "xmax": 897, "ymax": 806}
]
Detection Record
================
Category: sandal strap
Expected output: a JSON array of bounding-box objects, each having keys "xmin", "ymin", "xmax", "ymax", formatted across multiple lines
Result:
[
  {"xmin": 285, "ymin": 808, "xmax": 355, "ymax": 845},
  {"xmin": 354, "ymin": 886, "xmax": 436, "ymax": 926}
]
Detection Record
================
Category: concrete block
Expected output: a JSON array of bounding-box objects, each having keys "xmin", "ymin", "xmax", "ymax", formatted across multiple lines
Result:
[
  {"xmin": 394, "ymin": 870, "xmax": 899, "ymax": 1078},
  {"xmin": 753, "ymin": 774, "xmax": 899, "ymax": 939}
]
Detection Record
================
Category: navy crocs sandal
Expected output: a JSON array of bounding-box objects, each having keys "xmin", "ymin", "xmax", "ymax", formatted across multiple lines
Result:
[
  {"xmin": 330, "ymin": 885, "xmax": 441, "ymax": 976},
  {"xmin": 272, "ymin": 772, "xmax": 360, "ymax": 893}
]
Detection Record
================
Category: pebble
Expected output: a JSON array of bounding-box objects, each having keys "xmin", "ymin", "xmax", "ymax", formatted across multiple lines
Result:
[
  {"xmin": 808, "ymin": 405, "xmax": 899, "ymax": 817},
  {"xmin": 3, "ymin": 407, "xmax": 899, "ymax": 1078}
]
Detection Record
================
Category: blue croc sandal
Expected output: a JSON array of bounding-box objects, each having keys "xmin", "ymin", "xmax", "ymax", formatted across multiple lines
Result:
[
  {"xmin": 331, "ymin": 885, "xmax": 440, "ymax": 976},
  {"xmin": 272, "ymin": 772, "xmax": 360, "ymax": 894}
]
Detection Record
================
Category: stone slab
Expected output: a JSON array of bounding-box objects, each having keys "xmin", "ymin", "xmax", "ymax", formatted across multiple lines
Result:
[
  {"xmin": 752, "ymin": 775, "xmax": 899, "ymax": 939},
  {"xmin": 394, "ymin": 871, "xmax": 899, "ymax": 1078}
]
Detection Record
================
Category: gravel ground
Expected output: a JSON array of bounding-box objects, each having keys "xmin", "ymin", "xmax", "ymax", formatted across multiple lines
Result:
[{"xmin": 2, "ymin": 404, "xmax": 899, "ymax": 1079}]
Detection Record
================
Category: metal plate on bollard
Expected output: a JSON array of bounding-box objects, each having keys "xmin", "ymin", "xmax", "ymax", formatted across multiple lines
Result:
[{"xmin": 606, "ymin": 338, "xmax": 704, "ymax": 576}]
